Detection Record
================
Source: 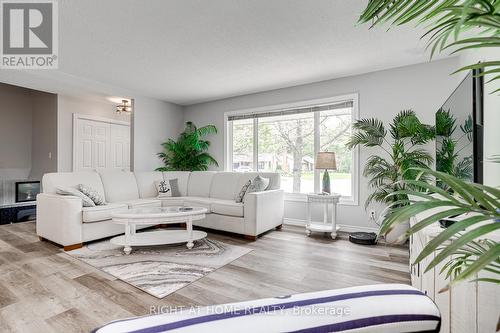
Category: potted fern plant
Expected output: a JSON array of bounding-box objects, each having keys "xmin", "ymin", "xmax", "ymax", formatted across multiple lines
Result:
[
  {"xmin": 156, "ymin": 122, "xmax": 219, "ymax": 171},
  {"xmin": 346, "ymin": 110, "xmax": 435, "ymax": 244}
]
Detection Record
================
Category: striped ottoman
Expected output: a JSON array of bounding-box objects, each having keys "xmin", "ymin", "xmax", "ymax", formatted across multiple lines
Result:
[{"xmin": 93, "ymin": 284, "xmax": 440, "ymax": 333}]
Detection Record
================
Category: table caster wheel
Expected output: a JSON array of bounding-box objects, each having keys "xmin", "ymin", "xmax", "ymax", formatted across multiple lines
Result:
[
  {"xmin": 306, "ymin": 229, "xmax": 311, "ymax": 237},
  {"xmin": 330, "ymin": 232, "xmax": 337, "ymax": 240},
  {"xmin": 123, "ymin": 246, "xmax": 132, "ymax": 255},
  {"xmin": 187, "ymin": 241, "xmax": 194, "ymax": 249}
]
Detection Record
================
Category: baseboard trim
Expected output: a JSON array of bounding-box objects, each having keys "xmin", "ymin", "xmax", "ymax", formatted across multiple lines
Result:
[{"xmin": 283, "ymin": 218, "xmax": 378, "ymax": 233}]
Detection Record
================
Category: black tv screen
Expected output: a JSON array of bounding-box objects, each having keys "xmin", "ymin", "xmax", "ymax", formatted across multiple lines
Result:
[
  {"xmin": 435, "ymin": 70, "xmax": 483, "ymax": 184},
  {"xmin": 15, "ymin": 181, "xmax": 41, "ymax": 203}
]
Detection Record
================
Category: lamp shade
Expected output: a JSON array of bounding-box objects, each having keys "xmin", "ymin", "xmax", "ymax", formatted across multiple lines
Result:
[{"xmin": 315, "ymin": 152, "xmax": 337, "ymax": 170}]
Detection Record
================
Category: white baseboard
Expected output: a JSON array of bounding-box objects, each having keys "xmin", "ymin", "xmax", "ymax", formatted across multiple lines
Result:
[{"xmin": 283, "ymin": 218, "xmax": 378, "ymax": 233}]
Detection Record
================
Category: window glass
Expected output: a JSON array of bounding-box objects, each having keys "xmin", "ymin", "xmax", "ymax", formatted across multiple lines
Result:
[
  {"xmin": 258, "ymin": 113, "xmax": 315, "ymax": 193},
  {"xmin": 229, "ymin": 101, "xmax": 354, "ymax": 197},
  {"xmin": 231, "ymin": 119, "xmax": 254, "ymax": 172},
  {"xmin": 319, "ymin": 108, "xmax": 352, "ymax": 197}
]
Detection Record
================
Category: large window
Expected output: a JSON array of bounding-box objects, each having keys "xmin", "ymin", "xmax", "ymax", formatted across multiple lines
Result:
[{"xmin": 226, "ymin": 95, "xmax": 358, "ymax": 202}]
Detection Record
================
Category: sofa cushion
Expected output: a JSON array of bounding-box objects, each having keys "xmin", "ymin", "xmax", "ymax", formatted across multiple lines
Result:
[
  {"xmin": 162, "ymin": 171, "xmax": 191, "ymax": 196},
  {"xmin": 168, "ymin": 178, "xmax": 181, "ymax": 197},
  {"xmin": 209, "ymin": 172, "xmax": 242, "ymax": 200},
  {"xmin": 119, "ymin": 199, "xmax": 161, "ymax": 209},
  {"xmin": 187, "ymin": 171, "xmax": 216, "ymax": 197},
  {"xmin": 82, "ymin": 203, "xmax": 128, "ymax": 223},
  {"xmin": 56, "ymin": 187, "xmax": 95, "ymax": 207},
  {"xmin": 243, "ymin": 176, "xmax": 270, "ymax": 202},
  {"xmin": 99, "ymin": 171, "xmax": 140, "ymax": 203},
  {"xmin": 158, "ymin": 196, "xmax": 186, "ymax": 207},
  {"xmin": 236, "ymin": 180, "xmax": 251, "ymax": 203},
  {"xmin": 134, "ymin": 172, "xmax": 164, "ymax": 198},
  {"xmin": 79, "ymin": 183, "xmax": 106, "ymax": 205},
  {"xmin": 236, "ymin": 172, "xmax": 281, "ymax": 191},
  {"xmin": 42, "ymin": 172, "xmax": 106, "ymax": 199},
  {"xmin": 211, "ymin": 199, "xmax": 244, "ymax": 217},
  {"xmin": 184, "ymin": 196, "xmax": 211, "ymax": 211},
  {"xmin": 155, "ymin": 180, "xmax": 172, "ymax": 198}
]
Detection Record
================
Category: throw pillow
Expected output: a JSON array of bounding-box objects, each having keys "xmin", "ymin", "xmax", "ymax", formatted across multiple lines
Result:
[
  {"xmin": 56, "ymin": 187, "xmax": 95, "ymax": 207},
  {"xmin": 169, "ymin": 178, "xmax": 181, "ymax": 197},
  {"xmin": 155, "ymin": 180, "xmax": 171, "ymax": 198},
  {"xmin": 243, "ymin": 176, "xmax": 270, "ymax": 202},
  {"xmin": 78, "ymin": 184, "xmax": 106, "ymax": 205},
  {"xmin": 236, "ymin": 180, "xmax": 251, "ymax": 203}
]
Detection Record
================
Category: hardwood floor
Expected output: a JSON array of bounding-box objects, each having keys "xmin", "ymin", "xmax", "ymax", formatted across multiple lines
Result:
[{"xmin": 0, "ymin": 221, "xmax": 409, "ymax": 332}]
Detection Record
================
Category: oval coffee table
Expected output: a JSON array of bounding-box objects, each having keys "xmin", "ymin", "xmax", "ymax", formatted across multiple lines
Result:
[{"xmin": 110, "ymin": 206, "xmax": 207, "ymax": 254}]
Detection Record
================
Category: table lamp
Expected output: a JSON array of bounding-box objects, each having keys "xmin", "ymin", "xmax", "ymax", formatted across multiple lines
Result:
[{"xmin": 315, "ymin": 152, "xmax": 336, "ymax": 194}]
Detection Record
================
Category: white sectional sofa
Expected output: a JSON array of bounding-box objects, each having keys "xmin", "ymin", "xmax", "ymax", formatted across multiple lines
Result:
[{"xmin": 36, "ymin": 171, "xmax": 284, "ymax": 250}]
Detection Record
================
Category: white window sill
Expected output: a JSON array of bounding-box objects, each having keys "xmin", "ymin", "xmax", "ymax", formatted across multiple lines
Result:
[{"xmin": 284, "ymin": 192, "xmax": 359, "ymax": 206}]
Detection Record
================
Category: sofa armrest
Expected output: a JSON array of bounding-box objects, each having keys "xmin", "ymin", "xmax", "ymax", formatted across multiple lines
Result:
[
  {"xmin": 36, "ymin": 193, "xmax": 84, "ymax": 246},
  {"xmin": 244, "ymin": 189, "xmax": 284, "ymax": 236}
]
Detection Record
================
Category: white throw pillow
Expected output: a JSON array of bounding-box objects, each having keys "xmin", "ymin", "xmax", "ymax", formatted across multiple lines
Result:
[
  {"xmin": 155, "ymin": 180, "xmax": 172, "ymax": 198},
  {"xmin": 243, "ymin": 176, "xmax": 270, "ymax": 202},
  {"xmin": 56, "ymin": 187, "xmax": 95, "ymax": 207},
  {"xmin": 236, "ymin": 180, "xmax": 251, "ymax": 203},
  {"xmin": 78, "ymin": 184, "xmax": 106, "ymax": 205}
]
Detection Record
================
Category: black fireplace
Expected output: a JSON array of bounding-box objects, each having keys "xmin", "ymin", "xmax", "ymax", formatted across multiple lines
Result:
[{"xmin": 15, "ymin": 181, "xmax": 40, "ymax": 203}]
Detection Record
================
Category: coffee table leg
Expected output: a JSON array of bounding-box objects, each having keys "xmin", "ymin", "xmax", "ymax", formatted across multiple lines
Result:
[
  {"xmin": 186, "ymin": 216, "xmax": 194, "ymax": 249},
  {"xmin": 124, "ymin": 223, "xmax": 132, "ymax": 255}
]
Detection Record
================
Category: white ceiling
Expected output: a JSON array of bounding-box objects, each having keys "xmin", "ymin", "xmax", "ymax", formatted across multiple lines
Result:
[{"xmin": 54, "ymin": 0, "xmax": 443, "ymax": 105}]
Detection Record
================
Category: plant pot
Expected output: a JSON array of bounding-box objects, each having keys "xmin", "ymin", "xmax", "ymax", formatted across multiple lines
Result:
[{"xmin": 384, "ymin": 219, "xmax": 410, "ymax": 245}]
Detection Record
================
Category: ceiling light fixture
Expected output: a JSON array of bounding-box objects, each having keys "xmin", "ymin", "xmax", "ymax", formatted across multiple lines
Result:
[{"xmin": 116, "ymin": 99, "xmax": 132, "ymax": 114}]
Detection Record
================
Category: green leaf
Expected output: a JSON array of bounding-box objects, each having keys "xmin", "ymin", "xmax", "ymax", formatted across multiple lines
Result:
[
  {"xmin": 422, "ymin": 221, "xmax": 500, "ymax": 271},
  {"xmin": 156, "ymin": 122, "xmax": 219, "ymax": 171},
  {"xmin": 405, "ymin": 207, "xmax": 469, "ymax": 235},
  {"xmin": 453, "ymin": 244, "xmax": 500, "ymax": 282}
]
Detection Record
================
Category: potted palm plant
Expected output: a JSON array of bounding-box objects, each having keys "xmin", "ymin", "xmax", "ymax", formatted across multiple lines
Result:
[
  {"xmin": 346, "ymin": 110, "xmax": 435, "ymax": 244},
  {"xmin": 156, "ymin": 122, "xmax": 218, "ymax": 171}
]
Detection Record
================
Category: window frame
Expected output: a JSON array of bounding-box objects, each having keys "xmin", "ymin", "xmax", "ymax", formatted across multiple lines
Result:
[{"xmin": 224, "ymin": 93, "xmax": 359, "ymax": 206}]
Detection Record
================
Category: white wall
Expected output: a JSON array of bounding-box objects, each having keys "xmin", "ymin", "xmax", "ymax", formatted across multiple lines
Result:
[
  {"xmin": 133, "ymin": 98, "xmax": 184, "ymax": 171},
  {"xmin": 0, "ymin": 71, "xmax": 184, "ymax": 175},
  {"xmin": 57, "ymin": 95, "xmax": 184, "ymax": 173},
  {"xmin": 57, "ymin": 95, "xmax": 131, "ymax": 172},
  {"xmin": 183, "ymin": 57, "xmax": 464, "ymax": 230}
]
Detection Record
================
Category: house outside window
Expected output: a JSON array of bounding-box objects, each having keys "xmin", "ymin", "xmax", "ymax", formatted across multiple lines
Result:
[{"xmin": 225, "ymin": 94, "xmax": 359, "ymax": 204}]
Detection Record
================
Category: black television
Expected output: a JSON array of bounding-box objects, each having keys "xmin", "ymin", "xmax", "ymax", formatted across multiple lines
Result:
[
  {"xmin": 15, "ymin": 181, "xmax": 41, "ymax": 203},
  {"xmin": 435, "ymin": 69, "xmax": 483, "ymax": 184}
]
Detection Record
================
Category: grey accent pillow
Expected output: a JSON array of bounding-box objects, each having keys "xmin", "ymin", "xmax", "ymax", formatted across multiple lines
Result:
[
  {"xmin": 169, "ymin": 178, "xmax": 181, "ymax": 197},
  {"xmin": 243, "ymin": 176, "xmax": 270, "ymax": 202},
  {"xmin": 78, "ymin": 184, "xmax": 106, "ymax": 205},
  {"xmin": 155, "ymin": 180, "xmax": 171, "ymax": 198},
  {"xmin": 236, "ymin": 180, "xmax": 251, "ymax": 203},
  {"xmin": 56, "ymin": 187, "xmax": 95, "ymax": 207}
]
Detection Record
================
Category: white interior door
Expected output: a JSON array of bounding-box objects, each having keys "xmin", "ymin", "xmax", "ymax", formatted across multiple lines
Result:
[
  {"xmin": 110, "ymin": 123, "xmax": 131, "ymax": 171},
  {"xmin": 74, "ymin": 116, "xmax": 130, "ymax": 172}
]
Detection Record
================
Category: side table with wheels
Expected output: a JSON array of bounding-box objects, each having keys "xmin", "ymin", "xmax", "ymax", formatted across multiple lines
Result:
[{"xmin": 306, "ymin": 193, "xmax": 341, "ymax": 239}]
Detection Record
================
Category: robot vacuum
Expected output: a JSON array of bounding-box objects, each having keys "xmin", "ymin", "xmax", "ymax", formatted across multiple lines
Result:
[{"xmin": 349, "ymin": 232, "xmax": 377, "ymax": 245}]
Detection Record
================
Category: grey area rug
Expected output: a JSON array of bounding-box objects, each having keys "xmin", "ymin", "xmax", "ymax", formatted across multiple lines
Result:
[{"xmin": 66, "ymin": 235, "xmax": 252, "ymax": 298}]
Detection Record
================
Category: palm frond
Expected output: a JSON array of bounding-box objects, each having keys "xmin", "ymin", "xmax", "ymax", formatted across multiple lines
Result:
[
  {"xmin": 346, "ymin": 118, "xmax": 387, "ymax": 149},
  {"xmin": 349, "ymin": 112, "xmax": 434, "ymax": 208},
  {"xmin": 156, "ymin": 122, "xmax": 218, "ymax": 171},
  {"xmin": 380, "ymin": 167, "xmax": 500, "ymax": 285}
]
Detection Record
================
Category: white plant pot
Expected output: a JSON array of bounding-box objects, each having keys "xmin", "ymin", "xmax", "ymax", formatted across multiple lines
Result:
[{"xmin": 384, "ymin": 219, "xmax": 410, "ymax": 245}]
